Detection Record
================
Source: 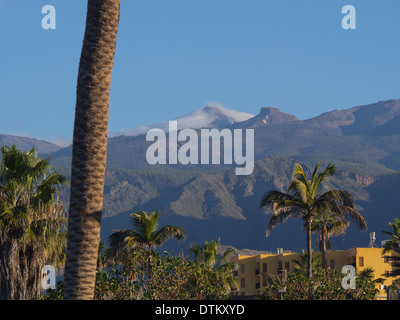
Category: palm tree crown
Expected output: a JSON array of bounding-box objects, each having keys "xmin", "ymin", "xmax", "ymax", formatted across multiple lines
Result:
[
  {"xmin": 109, "ymin": 211, "xmax": 186, "ymax": 251},
  {"xmin": 260, "ymin": 161, "xmax": 366, "ymax": 279},
  {"xmin": 189, "ymin": 239, "xmax": 237, "ymax": 292}
]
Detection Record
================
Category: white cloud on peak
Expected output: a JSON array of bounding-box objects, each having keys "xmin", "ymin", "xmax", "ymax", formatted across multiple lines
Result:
[{"xmin": 110, "ymin": 103, "xmax": 254, "ymax": 137}]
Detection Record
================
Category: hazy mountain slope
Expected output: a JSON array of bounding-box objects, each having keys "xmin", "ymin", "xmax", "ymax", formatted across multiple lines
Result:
[{"xmin": 0, "ymin": 134, "xmax": 61, "ymax": 154}]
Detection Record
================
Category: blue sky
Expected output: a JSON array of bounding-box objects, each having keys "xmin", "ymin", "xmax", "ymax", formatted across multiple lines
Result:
[{"xmin": 1, "ymin": 0, "xmax": 399, "ymax": 146}]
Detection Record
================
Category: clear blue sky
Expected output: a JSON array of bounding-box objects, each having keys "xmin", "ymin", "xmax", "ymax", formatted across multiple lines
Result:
[{"xmin": 1, "ymin": 0, "xmax": 399, "ymax": 146}]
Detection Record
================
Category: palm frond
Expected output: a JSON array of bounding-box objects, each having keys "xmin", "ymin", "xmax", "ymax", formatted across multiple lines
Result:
[
  {"xmin": 130, "ymin": 211, "xmax": 160, "ymax": 241},
  {"xmin": 266, "ymin": 205, "xmax": 304, "ymax": 236},
  {"xmin": 109, "ymin": 210, "xmax": 185, "ymax": 252},
  {"xmin": 311, "ymin": 163, "xmax": 337, "ymax": 197},
  {"xmin": 259, "ymin": 190, "xmax": 292, "ymax": 209},
  {"xmin": 108, "ymin": 229, "xmax": 145, "ymax": 250},
  {"xmin": 288, "ymin": 178, "xmax": 310, "ymax": 204},
  {"xmin": 152, "ymin": 225, "xmax": 186, "ymax": 247}
]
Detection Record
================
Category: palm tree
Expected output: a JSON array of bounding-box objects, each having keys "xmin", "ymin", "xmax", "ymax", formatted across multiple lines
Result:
[
  {"xmin": 358, "ymin": 267, "xmax": 385, "ymax": 285},
  {"xmin": 261, "ymin": 273, "xmax": 286, "ymax": 300},
  {"xmin": 311, "ymin": 213, "xmax": 350, "ymax": 269},
  {"xmin": 259, "ymin": 161, "xmax": 366, "ymax": 279},
  {"xmin": 63, "ymin": 0, "xmax": 121, "ymax": 300},
  {"xmin": 189, "ymin": 239, "xmax": 237, "ymax": 293},
  {"xmin": 108, "ymin": 211, "xmax": 186, "ymax": 252},
  {"xmin": 190, "ymin": 240, "xmax": 220, "ymax": 270},
  {"xmin": 292, "ymin": 249, "xmax": 322, "ymax": 275},
  {"xmin": 108, "ymin": 210, "xmax": 185, "ymax": 292},
  {"xmin": 311, "ymin": 205, "xmax": 366, "ymax": 270},
  {"xmin": 0, "ymin": 145, "xmax": 67, "ymax": 299},
  {"xmin": 382, "ymin": 218, "xmax": 400, "ymax": 277},
  {"xmin": 382, "ymin": 218, "xmax": 400, "ymax": 252}
]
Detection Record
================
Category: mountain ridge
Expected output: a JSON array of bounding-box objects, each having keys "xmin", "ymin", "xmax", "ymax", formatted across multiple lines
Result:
[
  {"xmin": 100, "ymin": 155, "xmax": 399, "ymax": 253},
  {"xmin": 0, "ymin": 134, "xmax": 62, "ymax": 154},
  {"xmin": 4, "ymin": 99, "xmax": 400, "ymax": 253}
]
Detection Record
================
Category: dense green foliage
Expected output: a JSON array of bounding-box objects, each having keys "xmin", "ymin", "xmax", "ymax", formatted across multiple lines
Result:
[
  {"xmin": 0, "ymin": 145, "xmax": 67, "ymax": 299},
  {"xmin": 259, "ymin": 265, "xmax": 379, "ymax": 300},
  {"xmin": 44, "ymin": 248, "xmax": 233, "ymax": 300}
]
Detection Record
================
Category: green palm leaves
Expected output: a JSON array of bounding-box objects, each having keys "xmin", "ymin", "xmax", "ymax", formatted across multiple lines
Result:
[
  {"xmin": 260, "ymin": 161, "xmax": 366, "ymax": 278},
  {"xmin": 189, "ymin": 239, "xmax": 233, "ymax": 271},
  {"xmin": 0, "ymin": 145, "xmax": 67, "ymax": 299},
  {"xmin": 382, "ymin": 218, "xmax": 400, "ymax": 277},
  {"xmin": 0, "ymin": 144, "xmax": 67, "ymax": 235},
  {"xmin": 109, "ymin": 211, "xmax": 186, "ymax": 251},
  {"xmin": 382, "ymin": 218, "xmax": 400, "ymax": 253},
  {"xmin": 0, "ymin": 145, "xmax": 67, "ymax": 229},
  {"xmin": 189, "ymin": 239, "xmax": 237, "ymax": 292}
]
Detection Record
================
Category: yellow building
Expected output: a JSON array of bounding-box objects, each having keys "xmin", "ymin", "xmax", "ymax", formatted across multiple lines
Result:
[{"xmin": 230, "ymin": 247, "xmax": 400, "ymax": 299}]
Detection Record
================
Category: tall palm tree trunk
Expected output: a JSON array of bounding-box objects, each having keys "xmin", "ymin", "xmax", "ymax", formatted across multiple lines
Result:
[{"xmin": 64, "ymin": 0, "xmax": 121, "ymax": 300}]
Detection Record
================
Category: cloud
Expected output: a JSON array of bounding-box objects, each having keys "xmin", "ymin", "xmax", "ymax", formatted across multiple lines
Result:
[
  {"xmin": 49, "ymin": 137, "xmax": 72, "ymax": 148},
  {"xmin": 110, "ymin": 103, "xmax": 255, "ymax": 138}
]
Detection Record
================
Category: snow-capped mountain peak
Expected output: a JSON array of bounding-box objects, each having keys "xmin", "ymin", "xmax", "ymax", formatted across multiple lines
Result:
[{"xmin": 112, "ymin": 103, "xmax": 255, "ymax": 137}]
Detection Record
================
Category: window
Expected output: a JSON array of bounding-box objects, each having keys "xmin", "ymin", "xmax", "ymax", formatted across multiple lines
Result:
[
  {"xmin": 263, "ymin": 263, "xmax": 268, "ymax": 273},
  {"xmin": 359, "ymin": 257, "xmax": 364, "ymax": 267},
  {"xmin": 240, "ymin": 278, "xmax": 246, "ymax": 288},
  {"xmin": 285, "ymin": 262, "xmax": 290, "ymax": 271},
  {"xmin": 330, "ymin": 260, "xmax": 335, "ymax": 269},
  {"xmin": 278, "ymin": 261, "xmax": 282, "ymax": 274},
  {"xmin": 240, "ymin": 264, "xmax": 245, "ymax": 274}
]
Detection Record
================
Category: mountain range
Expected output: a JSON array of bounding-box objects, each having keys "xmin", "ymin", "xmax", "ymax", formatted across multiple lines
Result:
[{"xmin": 3, "ymin": 99, "xmax": 400, "ymax": 254}]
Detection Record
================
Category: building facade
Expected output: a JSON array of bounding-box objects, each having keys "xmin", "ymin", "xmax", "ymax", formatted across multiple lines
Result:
[{"xmin": 230, "ymin": 247, "xmax": 400, "ymax": 299}]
